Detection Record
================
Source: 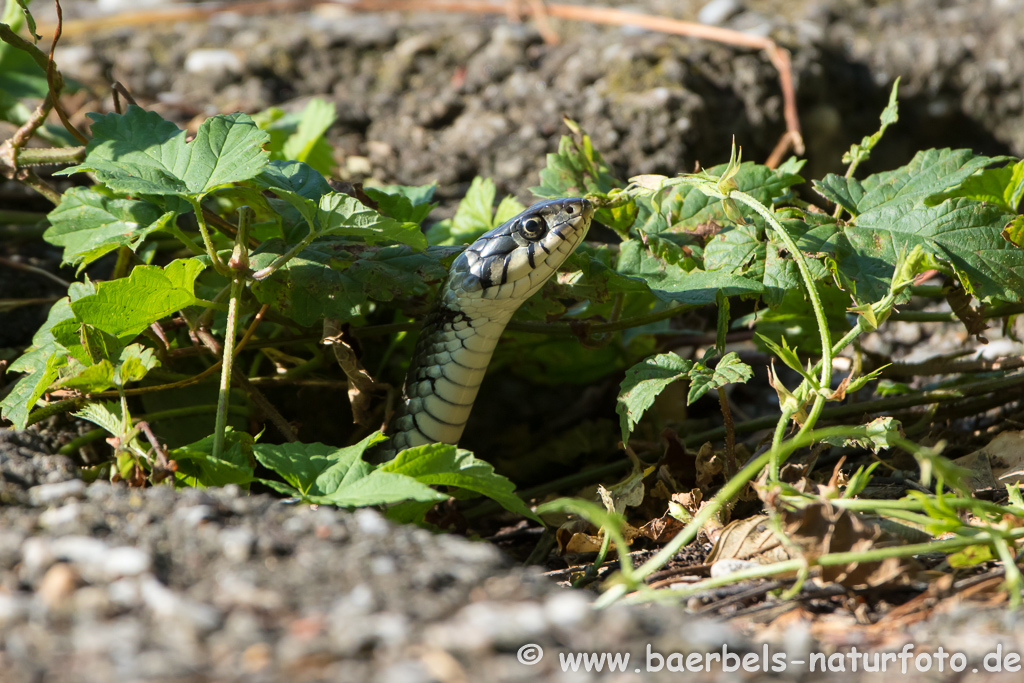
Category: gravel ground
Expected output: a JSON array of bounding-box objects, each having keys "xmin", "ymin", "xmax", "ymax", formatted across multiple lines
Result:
[
  {"xmin": 4, "ymin": 0, "xmax": 1024, "ymax": 680},
  {"xmin": 4, "ymin": 430, "xmax": 1024, "ymax": 683}
]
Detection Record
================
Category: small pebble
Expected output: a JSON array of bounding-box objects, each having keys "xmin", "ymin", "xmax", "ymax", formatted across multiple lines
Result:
[{"xmin": 28, "ymin": 480, "xmax": 85, "ymax": 507}]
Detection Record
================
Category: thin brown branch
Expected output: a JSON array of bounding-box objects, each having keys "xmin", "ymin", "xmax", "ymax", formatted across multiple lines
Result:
[
  {"xmin": 10, "ymin": 94, "xmax": 54, "ymax": 150},
  {"xmin": 0, "ymin": 256, "xmax": 70, "ymax": 288},
  {"xmin": 231, "ymin": 369, "xmax": 299, "ymax": 442},
  {"xmin": 46, "ymin": 0, "xmax": 88, "ymax": 144}
]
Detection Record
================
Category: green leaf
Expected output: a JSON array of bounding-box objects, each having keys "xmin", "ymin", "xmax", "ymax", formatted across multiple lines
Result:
[
  {"xmin": 803, "ymin": 196, "xmax": 1024, "ymax": 304},
  {"xmin": 929, "ymin": 158, "xmax": 1024, "ymax": 212},
  {"xmin": 686, "ymin": 352, "xmax": 753, "ymax": 404},
  {"xmin": 530, "ymin": 121, "xmax": 634, "ymax": 234},
  {"xmin": 280, "ymin": 99, "xmax": 337, "ymax": 176},
  {"xmin": 812, "ymin": 174, "xmax": 864, "ymax": 217},
  {"xmin": 249, "ymin": 239, "xmax": 447, "ymax": 326},
  {"xmin": 617, "ymin": 240, "xmax": 765, "ymax": 305},
  {"xmin": 821, "ymin": 417, "xmax": 904, "ymax": 454},
  {"xmin": 364, "ymin": 184, "xmax": 438, "ymax": 226},
  {"xmin": 253, "ymin": 434, "xmax": 385, "ymax": 497},
  {"xmin": 381, "ymin": 443, "xmax": 541, "ymax": 522},
  {"xmin": 116, "ymin": 343, "xmax": 160, "ymax": 385},
  {"xmin": 426, "ymin": 176, "xmax": 522, "ymax": 246},
  {"xmin": 60, "ymin": 106, "xmax": 270, "ymax": 197},
  {"xmin": 756, "ymin": 334, "xmax": 811, "ymax": 381},
  {"xmin": 864, "ymin": 149, "xmax": 1009, "ymax": 214},
  {"xmin": 267, "ymin": 187, "xmax": 426, "ymax": 250},
  {"xmin": 0, "ymin": 351, "xmax": 66, "ymax": 429},
  {"xmin": 616, "ymin": 352, "xmax": 693, "ymax": 443},
  {"xmin": 56, "ymin": 359, "xmax": 115, "ymax": 393},
  {"xmin": 171, "ymin": 430, "xmax": 255, "ymax": 488},
  {"xmin": 44, "ymin": 187, "xmax": 177, "ymax": 271},
  {"xmin": 494, "ymin": 194, "xmax": 526, "ymax": 225},
  {"xmin": 52, "ymin": 321, "xmax": 123, "ymax": 365},
  {"xmin": 74, "ymin": 401, "xmax": 128, "ymax": 436},
  {"xmin": 841, "ymin": 78, "xmax": 900, "ymax": 169},
  {"xmin": 254, "ymin": 159, "xmax": 332, "ymax": 200},
  {"xmin": 69, "ymin": 259, "xmax": 204, "ymax": 339},
  {"xmin": 296, "ymin": 436, "xmax": 446, "ymax": 508}
]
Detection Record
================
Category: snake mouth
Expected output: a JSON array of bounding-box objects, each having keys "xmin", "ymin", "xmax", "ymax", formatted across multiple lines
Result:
[{"xmin": 457, "ymin": 197, "xmax": 594, "ymax": 297}]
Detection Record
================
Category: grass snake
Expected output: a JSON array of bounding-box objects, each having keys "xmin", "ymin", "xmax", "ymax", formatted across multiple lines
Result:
[{"xmin": 376, "ymin": 197, "xmax": 594, "ymax": 459}]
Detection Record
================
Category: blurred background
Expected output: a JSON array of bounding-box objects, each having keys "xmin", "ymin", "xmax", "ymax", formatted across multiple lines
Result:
[{"xmin": 23, "ymin": 0, "xmax": 1024, "ymax": 209}]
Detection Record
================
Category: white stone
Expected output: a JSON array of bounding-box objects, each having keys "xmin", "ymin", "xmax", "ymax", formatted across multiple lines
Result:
[
  {"xmin": 184, "ymin": 49, "xmax": 243, "ymax": 75},
  {"xmin": 28, "ymin": 479, "xmax": 85, "ymax": 506}
]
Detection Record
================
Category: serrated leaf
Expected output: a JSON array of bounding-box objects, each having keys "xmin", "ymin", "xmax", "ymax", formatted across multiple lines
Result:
[
  {"xmin": 616, "ymin": 352, "xmax": 693, "ymax": 443},
  {"xmin": 530, "ymin": 122, "xmax": 634, "ymax": 234},
  {"xmin": 494, "ymin": 194, "xmax": 526, "ymax": 225},
  {"xmin": 280, "ymin": 98, "xmax": 337, "ymax": 175},
  {"xmin": 821, "ymin": 417, "xmax": 903, "ymax": 454},
  {"xmin": 686, "ymin": 352, "xmax": 753, "ymax": 404},
  {"xmin": 0, "ymin": 352, "xmax": 66, "ymax": 429},
  {"xmin": 254, "ymin": 159, "xmax": 332, "ymax": 200},
  {"xmin": 803, "ymin": 195, "xmax": 1024, "ymax": 304},
  {"xmin": 116, "ymin": 344, "xmax": 160, "ymax": 384},
  {"xmin": 56, "ymin": 359, "xmax": 115, "ymax": 392},
  {"xmin": 51, "ymin": 322, "xmax": 123, "ymax": 366},
  {"xmin": 861, "ymin": 148, "xmax": 1009, "ymax": 214},
  {"xmin": 60, "ymin": 106, "xmax": 270, "ymax": 197},
  {"xmin": 812, "ymin": 174, "xmax": 865, "ymax": 217},
  {"xmin": 267, "ymin": 187, "xmax": 425, "ymax": 250},
  {"xmin": 381, "ymin": 443, "xmax": 540, "ymax": 522},
  {"xmin": 249, "ymin": 238, "xmax": 447, "ymax": 326},
  {"xmin": 253, "ymin": 433, "xmax": 386, "ymax": 497},
  {"xmin": 171, "ymin": 430, "xmax": 255, "ymax": 488},
  {"xmin": 426, "ymin": 177, "xmax": 522, "ymax": 246},
  {"xmin": 364, "ymin": 184, "xmax": 438, "ymax": 225},
  {"xmin": 617, "ymin": 240, "xmax": 765, "ymax": 305},
  {"xmin": 286, "ymin": 434, "xmax": 446, "ymax": 508},
  {"xmin": 44, "ymin": 187, "xmax": 177, "ymax": 271},
  {"xmin": 70, "ymin": 259, "xmax": 204, "ymax": 340},
  {"xmin": 73, "ymin": 401, "xmax": 127, "ymax": 435},
  {"xmin": 930, "ymin": 159, "xmax": 1024, "ymax": 212}
]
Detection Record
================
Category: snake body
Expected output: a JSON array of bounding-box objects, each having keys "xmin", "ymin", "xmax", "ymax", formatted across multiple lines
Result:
[{"xmin": 383, "ymin": 197, "xmax": 594, "ymax": 456}]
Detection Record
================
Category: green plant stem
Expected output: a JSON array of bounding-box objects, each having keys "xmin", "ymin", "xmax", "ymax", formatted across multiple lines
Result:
[
  {"xmin": 250, "ymin": 229, "xmax": 318, "ymax": 281},
  {"xmin": 56, "ymin": 428, "xmax": 106, "ymax": 456},
  {"xmin": 594, "ymin": 423, "xmax": 935, "ymax": 607},
  {"xmin": 0, "ymin": 21, "xmax": 55, "ymax": 75},
  {"xmin": 164, "ymin": 224, "xmax": 202, "ymax": 256},
  {"xmin": 723, "ymin": 189, "xmax": 833, "ymax": 476},
  {"xmin": 188, "ymin": 197, "xmax": 229, "ymax": 276},
  {"xmin": 56, "ymin": 403, "xmax": 250, "ymax": 456},
  {"xmin": 15, "ymin": 145, "xmax": 85, "ymax": 166},
  {"xmin": 687, "ymin": 370, "xmax": 1024, "ymax": 445},
  {"xmin": 213, "ymin": 206, "xmax": 251, "ymax": 460},
  {"xmin": 625, "ymin": 526, "xmax": 1024, "ymax": 606},
  {"xmin": 26, "ymin": 397, "xmax": 87, "ymax": 426}
]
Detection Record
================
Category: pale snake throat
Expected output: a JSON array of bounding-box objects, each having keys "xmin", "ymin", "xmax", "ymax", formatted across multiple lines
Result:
[{"xmin": 376, "ymin": 197, "xmax": 594, "ymax": 460}]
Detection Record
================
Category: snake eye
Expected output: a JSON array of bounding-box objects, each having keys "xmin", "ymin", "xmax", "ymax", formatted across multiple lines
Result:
[{"xmin": 520, "ymin": 217, "xmax": 545, "ymax": 240}]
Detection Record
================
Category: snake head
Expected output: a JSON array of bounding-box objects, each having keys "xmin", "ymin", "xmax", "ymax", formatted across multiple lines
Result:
[{"xmin": 452, "ymin": 197, "xmax": 594, "ymax": 301}]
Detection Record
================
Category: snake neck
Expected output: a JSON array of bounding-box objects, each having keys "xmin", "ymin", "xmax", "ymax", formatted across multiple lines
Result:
[{"xmin": 383, "ymin": 296, "xmax": 517, "ymax": 456}]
